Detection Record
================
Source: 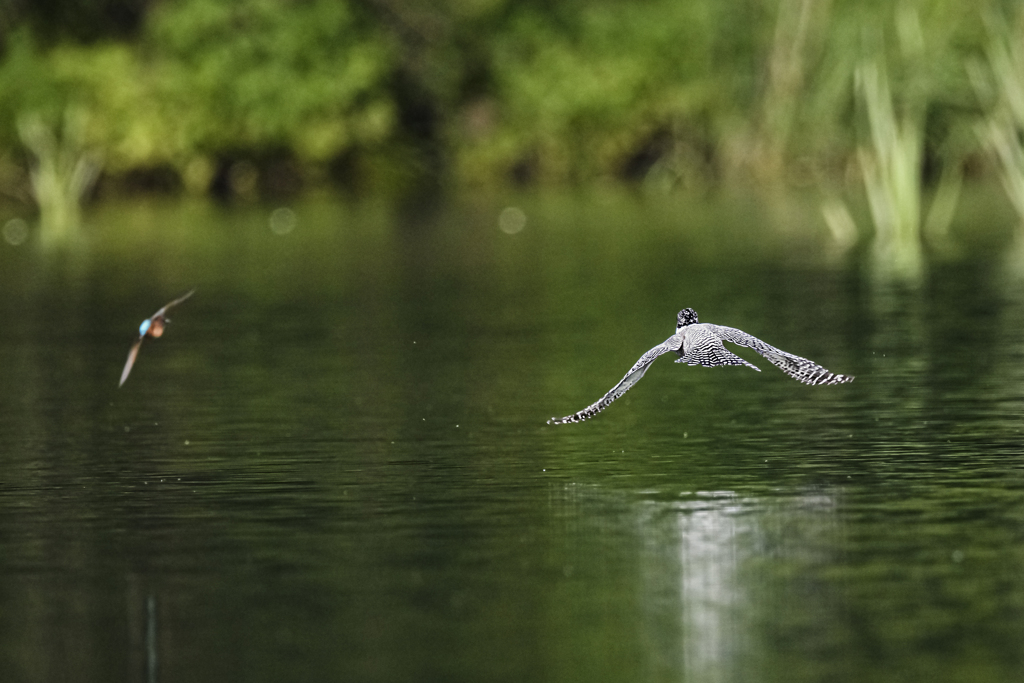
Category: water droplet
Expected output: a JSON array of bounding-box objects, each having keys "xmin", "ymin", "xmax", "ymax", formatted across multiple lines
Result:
[
  {"xmin": 2, "ymin": 218, "xmax": 28, "ymax": 246},
  {"xmin": 269, "ymin": 207, "xmax": 296, "ymax": 235},
  {"xmin": 498, "ymin": 206, "xmax": 526, "ymax": 234}
]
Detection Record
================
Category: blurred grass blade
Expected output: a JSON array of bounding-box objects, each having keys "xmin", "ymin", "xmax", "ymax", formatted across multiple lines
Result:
[
  {"xmin": 855, "ymin": 58, "xmax": 924, "ymax": 283},
  {"xmin": 17, "ymin": 107, "xmax": 102, "ymax": 248}
]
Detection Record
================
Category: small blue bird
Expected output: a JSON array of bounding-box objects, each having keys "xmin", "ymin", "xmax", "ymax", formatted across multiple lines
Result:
[
  {"xmin": 119, "ymin": 290, "xmax": 195, "ymax": 387},
  {"xmin": 549, "ymin": 308, "xmax": 853, "ymax": 424}
]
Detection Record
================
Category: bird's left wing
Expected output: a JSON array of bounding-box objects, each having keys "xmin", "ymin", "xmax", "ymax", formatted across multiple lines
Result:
[
  {"xmin": 119, "ymin": 338, "xmax": 143, "ymax": 387},
  {"xmin": 710, "ymin": 324, "xmax": 853, "ymax": 385},
  {"xmin": 548, "ymin": 336, "xmax": 679, "ymax": 424}
]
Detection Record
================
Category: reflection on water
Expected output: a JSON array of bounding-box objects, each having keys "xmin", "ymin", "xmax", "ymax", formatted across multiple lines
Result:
[
  {"xmin": 634, "ymin": 488, "xmax": 841, "ymax": 683},
  {"xmin": 675, "ymin": 493, "xmax": 750, "ymax": 683},
  {"xmin": 634, "ymin": 490, "xmax": 755, "ymax": 683},
  {"xmin": 146, "ymin": 595, "xmax": 157, "ymax": 683},
  {"xmin": 3, "ymin": 193, "xmax": 1024, "ymax": 682}
]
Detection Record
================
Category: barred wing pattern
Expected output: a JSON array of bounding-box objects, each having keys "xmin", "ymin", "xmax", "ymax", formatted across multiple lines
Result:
[
  {"xmin": 675, "ymin": 325, "xmax": 760, "ymax": 372},
  {"xmin": 709, "ymin": 324, "xmax": 853, "ymax": 386},
  {"xmin": 547, "ymin": 337, "xmax": 679, "ymax": 424}
]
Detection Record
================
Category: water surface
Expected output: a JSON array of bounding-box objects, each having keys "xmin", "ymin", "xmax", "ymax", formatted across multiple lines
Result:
[{"xmin": 2, "ymin": 193, "xmax": 1024, "ymax": 682}]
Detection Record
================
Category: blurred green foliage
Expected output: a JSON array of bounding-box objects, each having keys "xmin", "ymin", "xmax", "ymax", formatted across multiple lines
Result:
[
  {"xmin": 0, "ymin": 0, "xmax": 1018, "ymax": 198},
  {"xmin": 17, "ymin": 107, "xmax": 101, "ymax": 246}
]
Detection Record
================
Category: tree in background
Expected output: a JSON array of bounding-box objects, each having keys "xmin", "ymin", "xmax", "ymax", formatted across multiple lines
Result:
[{"xmin": 0, "ymin": 0, "xmax": 1006, "ymax": 202}]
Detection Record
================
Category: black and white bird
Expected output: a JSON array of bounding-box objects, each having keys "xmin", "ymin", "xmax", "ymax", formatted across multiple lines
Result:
[{"xmin": 548, "ymin": 308, "xmax": 853, "ymax": 424}]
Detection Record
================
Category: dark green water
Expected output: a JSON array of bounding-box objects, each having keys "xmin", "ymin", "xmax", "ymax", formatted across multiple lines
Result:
[{"xmin": 2, "ymin": 192, "xmax": 1024, "ymax": 682}]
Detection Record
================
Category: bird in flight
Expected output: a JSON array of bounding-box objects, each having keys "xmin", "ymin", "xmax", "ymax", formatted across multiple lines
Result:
[
  {"xmin": 548, "ymin": 307, "xmax": 853, "ymax": 424},
  {"xmin": 119, "ymin": 289, "xmax": 195, "ymax": 387}
]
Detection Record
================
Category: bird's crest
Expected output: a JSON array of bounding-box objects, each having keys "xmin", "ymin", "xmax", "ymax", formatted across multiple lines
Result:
[{"xmin": 677, "ymin": 308, "xmax": 699, "ymax": 329}]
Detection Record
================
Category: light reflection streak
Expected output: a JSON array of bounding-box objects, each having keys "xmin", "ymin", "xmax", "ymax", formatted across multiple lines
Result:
[
  {"xmin": 640, "ymin": 490, "xmax": 839, "ymax": 682},
  {"xmin": 673, "ymin": 493, "xmax": 751, "ymax": 683},
  {"xmin": 551, "ymin": 481, "xmax": 840, "ymax": 680}
]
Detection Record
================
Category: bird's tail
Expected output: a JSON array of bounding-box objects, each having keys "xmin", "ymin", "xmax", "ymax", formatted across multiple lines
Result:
[{"xmin": 675, "ymin": 349, "xmax": 760, "ymax": 372}]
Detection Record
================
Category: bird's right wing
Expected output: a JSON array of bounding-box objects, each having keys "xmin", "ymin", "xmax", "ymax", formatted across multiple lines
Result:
[
  {"xmin": 119, "ymin": 338, "xmax": 143, "ymax": 387},
  {"xmin": 711, "ymin": 324, "xmax": 853, "ymax": 385},
  {"xmin": 548, "ymin": 336, "xmax": 678, "ymax": 424}
]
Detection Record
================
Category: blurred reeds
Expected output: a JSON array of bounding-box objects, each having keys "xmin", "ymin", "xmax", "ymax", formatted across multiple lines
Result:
[
  {"xmin": 0, "ymin": 0, "xmax": 1019, "ymax": 271},
  {"xmin": 0, "ymin": 0, "xmax": 989, "ymax": 194},
  {"xmin": 856, "ymin": 58, "xmax": 926, "ymax": 282},
  {"xmin": 975, "ymin": 13, "xmax": 1024, "ymax": 235},
  {"xmin": 816, "ymin": 5, "xmax": 969, "ymax": 284},
  {"xmin": 17, "ymin": 108, "xmax": 100, "ymax": 247}
]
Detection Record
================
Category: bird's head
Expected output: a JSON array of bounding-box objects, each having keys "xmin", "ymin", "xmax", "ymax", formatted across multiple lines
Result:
[{"xmin": 676, "ymin": 308, "xmax": 698, "ymax": 330}]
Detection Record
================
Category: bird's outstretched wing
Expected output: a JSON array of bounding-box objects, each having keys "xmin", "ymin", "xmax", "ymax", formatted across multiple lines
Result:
[
  {"xmin": 153, "ymin": 289, "xmax": 195, "ymax": 318},
  {"xmin": 548, "ymin": 336, "xmax": 679, "ymax": 424},
  {"xmin": 119, "ymin": 338, "xmax": 143, "ymax": 387},
  {"xmin": 710, "ymin": 324, "xmax": 853, "ymax": 385}
]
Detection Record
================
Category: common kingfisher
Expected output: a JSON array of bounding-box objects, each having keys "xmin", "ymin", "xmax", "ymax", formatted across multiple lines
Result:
[
  {"xmin": 549, "ymin": 307, "xmax": 853, "ymax": 424},
  {"xmin": 119, "ymin": 289, "xmax": 195, "ymax": 387}
]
